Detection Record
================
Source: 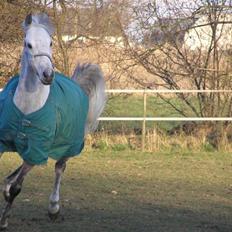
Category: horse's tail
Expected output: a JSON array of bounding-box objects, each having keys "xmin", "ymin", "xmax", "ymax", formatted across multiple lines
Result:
[{"xmin": 72, "ymin": 63, "xmax": 106, "ymax": 134}]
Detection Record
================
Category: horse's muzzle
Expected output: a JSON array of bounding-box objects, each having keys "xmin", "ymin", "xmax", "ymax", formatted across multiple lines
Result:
[
  {"xmin": 41, "ymin": 69, "xmax": 54, "ymax": 85},
  {"xmin": 33, "ymin": 53, "xmax": 55, "ymax": 85}
]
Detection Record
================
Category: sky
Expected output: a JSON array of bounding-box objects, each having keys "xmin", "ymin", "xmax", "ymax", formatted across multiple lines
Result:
[
  {"xmin": 126, "ymin": 0, "xmax": 199, "ymax": 42},
  {"xmin": 126, "ymin": 0, "xmax": 232, "ymax": 42}
]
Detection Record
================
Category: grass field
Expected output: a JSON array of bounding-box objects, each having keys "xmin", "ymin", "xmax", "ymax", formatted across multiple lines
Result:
[
  {"xmin": 102, "ymin": 95, "xmax": 198, "ymax": 132},
  {"xmin": 0, "ymin": 149, "xmax": 231, "ymax": 232}
]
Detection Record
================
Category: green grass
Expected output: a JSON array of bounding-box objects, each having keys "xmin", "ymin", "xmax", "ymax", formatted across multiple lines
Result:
[
  {"xmin": 0, "ymin": 150, "xmax": 231, "ymax": 232},
  {"xmin": 104, "ymin": 95, "xmax": 187, "ymax": 117},
  {"xmin": 101, "ymin": 95, "xmax": 199, "ymax": 132}
]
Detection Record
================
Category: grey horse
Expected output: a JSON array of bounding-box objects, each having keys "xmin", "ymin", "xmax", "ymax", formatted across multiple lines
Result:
[{"xmin": 0, "ymin": 13, "xmax": 106, "ymax": 229}]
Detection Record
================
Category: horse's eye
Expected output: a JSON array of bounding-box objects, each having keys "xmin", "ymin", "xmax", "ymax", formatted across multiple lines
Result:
[
  {"xmin": 27, "ymin": 43, "xmax": 32, "ymax": 49},
  {"xmin": 50, "ymin": 41, "xmax": 52, "ymax": 47}
]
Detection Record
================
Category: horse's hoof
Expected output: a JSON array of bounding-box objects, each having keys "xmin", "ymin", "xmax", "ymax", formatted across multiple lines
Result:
[
  {"xmin": 0, "ymin": 221, "xmax": 8, "ymax": 230},
  {"xmin": 48, "ymin": 210, "xmax": 60, "ymax": 221},
  {"xmin": 48, "ymin": 202, "xmax": 60, "ymax": 221},
  {"xmin": 0, "ymin": 215, "xmax": 8, "ymax": 230}
]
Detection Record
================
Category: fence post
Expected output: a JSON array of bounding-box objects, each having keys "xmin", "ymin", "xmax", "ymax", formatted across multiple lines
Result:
[{"xmin": 142, "ymin": 91, "xmax": 147, "ymax": 151}]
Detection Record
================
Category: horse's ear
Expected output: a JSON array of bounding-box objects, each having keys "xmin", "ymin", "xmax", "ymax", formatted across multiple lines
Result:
[
  {"xmin": 37, "ymin": 13, "xmax": 54, "ymax": 35},
  {"xmin": 25, "ymin": 13, "xmax": 32, "ymax": 26}
]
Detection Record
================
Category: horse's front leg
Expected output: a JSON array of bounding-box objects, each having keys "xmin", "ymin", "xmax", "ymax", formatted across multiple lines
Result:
[
  {"xmin": 0, "ymin": 162, "xmax": 33, "ymax": 229},
  {"xmin": 48, "ymin": 157, "xmax": 68, "ymax": 220}
]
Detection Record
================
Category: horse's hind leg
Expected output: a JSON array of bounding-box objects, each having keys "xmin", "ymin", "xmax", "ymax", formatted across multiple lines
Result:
[
  {"xmin": 0, "ymin": 163, "xmax": 33, "ymax": 230},
  {"xmin": 48, "ymin": 157, "xmax": 68, "ymax": 220}
]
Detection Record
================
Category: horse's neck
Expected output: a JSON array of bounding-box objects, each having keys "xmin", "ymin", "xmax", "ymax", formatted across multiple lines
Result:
[{"xmin": 13, "ymin": 63, "xmax": 50, "ymax": 115}]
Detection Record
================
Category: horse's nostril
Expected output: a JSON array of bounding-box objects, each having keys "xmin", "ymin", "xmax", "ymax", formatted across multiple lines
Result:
[
  {"xmin": 43, "ymin": 70, "xmax": 54, "ymax": 79},
  {"xmin": 42, "ymin": 69, "xmax": 54, "ymax": 85},
  {"xmin": 43, "ymin": 71, "xmax": 49, "ymax": 78}
]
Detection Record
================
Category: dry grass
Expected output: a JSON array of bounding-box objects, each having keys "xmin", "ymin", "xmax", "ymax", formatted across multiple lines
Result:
[{"xmin": 86, "ymin": 128, "xmax": 232, "ymax": 153}]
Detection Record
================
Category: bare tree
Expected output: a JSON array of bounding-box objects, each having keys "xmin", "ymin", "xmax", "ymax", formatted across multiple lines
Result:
[
  {"xmin": 113, "ymin": 0, "xmax": 232, "ymax": 119},
  {"xmin": 0, "ymin": 0, "xmax": 53, "ymax": 86}
]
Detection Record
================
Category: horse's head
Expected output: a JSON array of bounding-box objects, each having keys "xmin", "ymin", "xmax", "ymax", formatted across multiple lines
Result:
[{"xmin": 22, "ymin": 13, "xmax": 54, "ymax": 85}]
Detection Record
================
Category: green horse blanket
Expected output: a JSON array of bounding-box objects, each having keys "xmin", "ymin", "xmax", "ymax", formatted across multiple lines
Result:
[{"xmin": 0, "ymin": 73, "xmax": 89, "ymax": 165}]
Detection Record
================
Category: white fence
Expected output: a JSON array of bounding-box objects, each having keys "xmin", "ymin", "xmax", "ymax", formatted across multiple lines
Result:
[
  {"xmin": 1, "ymin": 88, "xmax": 232, "ymax": 150},
  {"xmin": 2, "ymin": 88, "xmax": 232, "ymax": 121},
  {"xmin": 99, "ymin": 89, "xmax": 232, "ymax": 122},
  {"xmin": 100, "ymin": 89, "xmax": 232, "ymax": 151}
]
